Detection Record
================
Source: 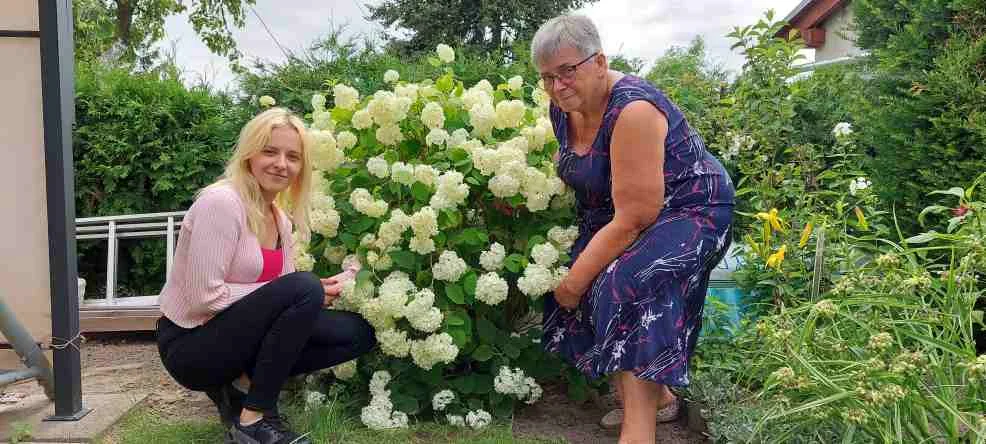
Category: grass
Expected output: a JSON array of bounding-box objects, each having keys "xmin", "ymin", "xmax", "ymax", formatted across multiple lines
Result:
[{"xmin": 97, "ymin": 393, "xmax": 564, "ymax": 444}]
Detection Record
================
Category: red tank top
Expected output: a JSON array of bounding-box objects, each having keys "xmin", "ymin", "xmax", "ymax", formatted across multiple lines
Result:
[{"xmin": 257, "ymin": 247, "xmax": 283, "ymax": 282}]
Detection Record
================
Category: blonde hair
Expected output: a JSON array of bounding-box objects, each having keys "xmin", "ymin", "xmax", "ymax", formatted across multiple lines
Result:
[{"xmin": 204, "ymin": 107, "xmax": 312, "ymax": 243}]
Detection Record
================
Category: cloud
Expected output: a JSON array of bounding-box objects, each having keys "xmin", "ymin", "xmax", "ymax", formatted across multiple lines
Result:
[{"xmin": 161, "ymin": 0, "xmax": 802, "ymax": 91}]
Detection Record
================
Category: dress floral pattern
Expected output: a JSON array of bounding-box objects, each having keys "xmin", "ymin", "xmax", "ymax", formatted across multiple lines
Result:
[{"xmin": 543, "ymin": 75, "xmax": 735, "ymax": 386}]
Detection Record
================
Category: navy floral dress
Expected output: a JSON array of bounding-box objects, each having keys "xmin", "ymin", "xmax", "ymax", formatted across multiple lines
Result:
[{"xmin": 543, "ymin": 75, "xmax": 735, "ymax": 386}]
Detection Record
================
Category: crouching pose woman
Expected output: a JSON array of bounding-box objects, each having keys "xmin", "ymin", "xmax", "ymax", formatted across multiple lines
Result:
[{"xmin": 156, "ymin": 108, "xmax": 376, "ymax": 444}]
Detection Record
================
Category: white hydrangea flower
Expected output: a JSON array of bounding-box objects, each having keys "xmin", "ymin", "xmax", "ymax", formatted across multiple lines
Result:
[
  {"xmin": 469, "ymin": 102, "xmax": 496, "ymax": 138},
  {"xmin": 430, "ymin": 171, "xmax": 469, "ymax": 210},
  {"xmin": 337, "ymin": 278, "xmax": 374, "ymax": 312},
  {"xmin": 336, "ymin": 130, "xmax": 358, "ymax": 150},
  {"xmin": 476, "ymin": 272, "xmax": 509, "ymax": 306},
  {"xmin": 409, "ymin": 332, "xmax": 459, "ymax": 370},
  {"xmin": 395, "ymin": 84, "xmax": 419, "ymax": 102},
  {"xmin": 517, "ymin": 264, "xmax": 554, "ymax": 297},
  {"xmin": 410, "ymin": 206, "xmax": 439, "ymax": 238},
  {"xmin": 547, "ymin": 226, "xmax": 579, "ymax": 251},
  {"xmin": 531, "ymin": 242, "xmax": 559, "ymax": 267},
  {"xmin": 552, "ymin": 266, "xmax": 569, "ymax": 289},
  {"xmin": 419, "ymin": 84, "xmax": 439, "ymax": 99},
  {"xmin": 507, "ymin": 75, "xmax": 524, "ymax": 92},
  {"xmin": 489, "ymin": 174, "xmax": 521, "ymax": 198},
  {"xmin": 375, "ymin": 123, "xmax": 404, "ymax": 146},
  {"xmin": 524, "ymin": 377, "xmax": 542, "ymax": 404},
  {"xmin": 448, "ymin": 128, "xmax": 470, "ymax": 148},
  {"xmin": 377, "ymin": 328, "xmax": 411, "ymax": 358},
  {"xmin": 333, "ymin": 83, "xmax": 360, "ymax": 110},
  {"xmin": 480, "ymin": 242, "xmax": 506, "ymax": 271},
  {"xmin": 433, "ymin": 250, "xmax": 468, "ymax": 282},
  {"xmin": 331, "ymin": 360, "xmax": 357, "ymax": 380},
  {"xmin": 384, "ymin": 69, "xmax": 400, "ymax": 83},
  {"xmin": 465, "ymin": 409, "xmax": 492, "ymax": 429},
  {"xmin": 349, "ymin": 188, "xmax": 389, "ymax": 218},
  {"xmin": 311, "ymin": 94, "xmax": 326, "ymax": 110},
  {"xmin": 312, "ymin": 109, "xmax": 335, "ymax": 131},
  {"xmin": 323, "ymin": 245, "xmax": 347, "ymax": 264},
  {"xmin": 461, "ymin": 87, "xmax": 493, "ymax": 111},
  {"xmin": 310, "ymin": 192, "xmax": 341, "ymax": 238},
  {"xmin": 414, "ymin": 164, "xmax": 439, "ymax": 187},
  {"xmin": 426, "ymin": 128, "xmax": 449, "ymax": 147},
  {"xmin": 420, "ymin": 102, "xmax": 445, "ymax": 129},
  {"xmin": 367, "ymin": 91, "xmax": 411, "ymax": 126},
  {"xmin": 447, "ymin": 414, "xmax": 465, "ymax": 426},
  {"xmin": 436, "ymin": 43, "xmax": 455, "ymax": 63},
  {"xmin": 295, "ymin": 251, "xmax": 315, "ymax": 271},
  {"xmin": 474, "ymin": 79, "xmax": 494, "ymax": 95},
  {"xmin": 258, "ymin": 95, "xmax": 276, "ymax": 107},
  {"xmin": 494, "ymin": 99, "xmax": 526, "ymax": 129},
  {"xmin": 305, "ymin": 390, "xmax": 327, "ymax": 411},
  {"xmin": 390, "ymin": 161, "xmax": 416, "ymax": 185},
  {"xmin": 832, "ymin": 122, "xmax": 853, "ymax": 138},
  {"xmin": 310, "ymin": 130, "xmax": 345, "ymax": 172},
  {"xmin": 351, "ymin": 108, "xmax": 373, "ymax": 129},
  {"xmin": 361, "ymin": 371, "xmax": 409, "ymax": 430},
  {"xmin": 432, "ymin": 389, "xmax": 455, "ymax": 411},
  {"xmin": 367, "ymin": 156, "xmax": 390, "ymax": 178},
  {"xmin": 409, "ymin": 235, "xmax": 436, "ymax": 255},
  {"xmin": 404, "ymin": 289, "xmax": 443, "ymax": 333},
  {"xmin": 525, "ymin": 191, "xmax": 552, "ymax": 212}
]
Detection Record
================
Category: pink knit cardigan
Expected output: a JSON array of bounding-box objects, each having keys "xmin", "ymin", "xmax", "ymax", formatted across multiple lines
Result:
[{"xmin": 158, "ymin": 184, "xmax": 295, "ymax": 328}]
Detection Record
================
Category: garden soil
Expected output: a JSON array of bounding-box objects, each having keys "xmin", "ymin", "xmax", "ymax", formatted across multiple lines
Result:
[{"xmin": 1, "ymin": 334, "xmax": 707, "ymax": 443}]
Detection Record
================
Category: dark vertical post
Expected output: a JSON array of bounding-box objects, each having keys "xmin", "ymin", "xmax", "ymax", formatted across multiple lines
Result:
[{"xmin": 38, "ymin": 0, "xmax": 89, "ymax": 421}]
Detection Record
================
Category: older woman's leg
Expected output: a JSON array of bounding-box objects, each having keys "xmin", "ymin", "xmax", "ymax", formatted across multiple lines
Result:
[{"xmin": 617, "ymin": 372, "xmax": 675, "ymax": 444}]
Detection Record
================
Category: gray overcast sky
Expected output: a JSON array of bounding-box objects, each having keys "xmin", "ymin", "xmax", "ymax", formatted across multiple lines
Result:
[{"xmin": 160, "ymin": 0, "xmax": 804, "ymax": 92}]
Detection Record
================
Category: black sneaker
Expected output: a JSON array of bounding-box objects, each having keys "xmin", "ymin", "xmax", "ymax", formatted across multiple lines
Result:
[
  {"xmin": 228, "ymin": 416, "xmax": 311, "ymax": 444},
  {"xmin": 205, "ymin": 383, "xmax": 244, "ymax": 428}
]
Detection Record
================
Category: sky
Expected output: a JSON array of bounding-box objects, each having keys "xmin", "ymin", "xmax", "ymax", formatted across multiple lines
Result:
[{"xmin": 159, "ymin": 0, "xmax": 804, "ymax": 92}]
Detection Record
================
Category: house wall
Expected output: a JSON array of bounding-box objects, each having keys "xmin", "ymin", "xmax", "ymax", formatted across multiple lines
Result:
[
  {"xmin": 816, "ymin": 4, "xmax": 864, "ymax": 62},
  {"xmin": 0, "ymin": 0, "xmax": 54, "ymax": 359}
]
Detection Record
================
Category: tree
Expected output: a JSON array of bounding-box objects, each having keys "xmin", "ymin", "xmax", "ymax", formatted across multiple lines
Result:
[
  {"xmin": 366, "ymin": 0, "xmax": 591, "ymax": 55},
  {"xmin": 73, "ymin": 0, "xmax": 254, "ymax": 66}
]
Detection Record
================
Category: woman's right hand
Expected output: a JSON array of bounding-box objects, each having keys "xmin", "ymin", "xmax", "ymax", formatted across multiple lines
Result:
[{"xmin": 321, "ymin": 277, "xmax": 342, "ymax": 306}]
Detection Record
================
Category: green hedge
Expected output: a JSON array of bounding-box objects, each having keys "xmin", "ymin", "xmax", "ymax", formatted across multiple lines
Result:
[{"xmin": 74, "ymin": 65, "xmax": 252, "ymax": 295}]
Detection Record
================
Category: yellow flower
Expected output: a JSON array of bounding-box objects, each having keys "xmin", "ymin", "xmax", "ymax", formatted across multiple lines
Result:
[
  {"xmin": 799, "ymin": 222, "xmax": 813, "ymax": 248},
  {"xmin": 854, "ymin": 206, "xmax": 869, "ymax": 230},
  {"xmin": 766, "ymin": 245, "xmax": 787, "ymax": 270},
  {"xmin": 756, "ymin": 208, "xmax": 785, "ymax": 233}
]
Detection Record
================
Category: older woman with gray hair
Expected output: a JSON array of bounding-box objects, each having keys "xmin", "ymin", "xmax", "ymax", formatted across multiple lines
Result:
[{"xmin": 532, "ymin": 14, "xmax": 734, "ymax": 444}]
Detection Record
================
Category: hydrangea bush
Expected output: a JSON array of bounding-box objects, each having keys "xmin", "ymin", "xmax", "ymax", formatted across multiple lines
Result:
[{"xmin": 292, "ymin": 45, "xmax": 580, "ymax": 428}]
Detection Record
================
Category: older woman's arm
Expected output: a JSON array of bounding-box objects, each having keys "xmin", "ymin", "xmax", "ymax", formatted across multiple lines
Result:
[{"xmin": 554, "ymin": 101, "xmax": 667, "ymax": 309}]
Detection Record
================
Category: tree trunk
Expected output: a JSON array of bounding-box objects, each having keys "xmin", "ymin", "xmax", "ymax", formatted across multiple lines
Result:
[{"xmin": 115, "ymin": 0, "xmax": 134, "ymax": 47}]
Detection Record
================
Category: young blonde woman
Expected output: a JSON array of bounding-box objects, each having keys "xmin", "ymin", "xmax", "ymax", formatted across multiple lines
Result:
[{"xmin": 156, "ymin": 108, "xmax": 375, "ymax": 444}]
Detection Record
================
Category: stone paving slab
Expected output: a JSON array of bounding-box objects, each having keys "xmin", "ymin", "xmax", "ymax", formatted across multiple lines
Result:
[{"xmin": 0, "ymin": 391, "xmax": 146, "ymax": 442}]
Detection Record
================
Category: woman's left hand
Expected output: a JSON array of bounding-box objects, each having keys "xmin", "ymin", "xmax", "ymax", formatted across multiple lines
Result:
[
  {"xmin": 554, "ymin": 277, "xmax": 587, "ymax": 310},
  {"xmin": 321, "ymin": 277, "xmax": 342, "ymax": 307}
]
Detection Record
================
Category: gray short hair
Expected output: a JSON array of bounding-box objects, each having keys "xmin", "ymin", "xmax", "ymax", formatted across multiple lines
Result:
[{"xmin": 530, "ymin": 14, "xmax": 602, "ymax": 67}]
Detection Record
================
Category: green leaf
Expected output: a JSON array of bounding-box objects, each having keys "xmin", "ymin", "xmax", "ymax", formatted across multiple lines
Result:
[
  {"xmin": 390, "ymin": 250, "xmax": 418, "ymax": 268},
  {"xmin": 427, "ymin": 56, "xmax": 441, "ymax": 67},
  {"xmin": 462, "ymin": 271, "xmax": 478, "ymax": 296},
  {"xmin": 477, "ymin": 317, "xmax": 497, "ymax": 343},
  {"xmin": 351, "ymin": 217, "xmax": 376, "ymax": 234},
  {"xmin": 468, "ymin": 398, "xmax": 484, "ymax": 410},
  {"xmin": 451, "ymin": 376, "xmax": 474, "ymax": 394},
  {"xmin": 504, "ymin": 254, "xmax": 526, "ymax": 273},
  {"xmin": 411, "ymin": 182, "xmax": 431, "ymax": 203},
  {"xmin": 391, "ymin": 393, "xmax": 421, "ymax": 414},
  {"xmin": 437, "ymin": 73, "xmax": 454, "ymax": 93},
  {"xmin": 928, "ymin": 187, "xmax": 964, "ymax": 200},
  {"xmin": 446, "ymin": 283, "xmax": 465, "ymax": 304},
  {"xmin": 472, "ymin": 344, "xmax": 494, "ymax": 361},
  {"xmin": 904, "ymin": 231, "xmax": 939, "ymax": 244},
  {"xmin": 446, "ymin": 310, "xmax": 467, "ymax": 326},
  {"xmin": 502, "ymin": 342, "xmax": 521, "ymax": 359}
]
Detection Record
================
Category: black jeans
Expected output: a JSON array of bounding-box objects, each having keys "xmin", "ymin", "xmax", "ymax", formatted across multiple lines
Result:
[{"xmin": 156, "ymin": 271, "xmax": 376, "ymax": 411}]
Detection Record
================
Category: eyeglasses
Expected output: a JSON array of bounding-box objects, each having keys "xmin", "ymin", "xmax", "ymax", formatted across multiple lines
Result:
[{"xmin": 539, "ymin": 52, "xmax": 598, "ymax": 87}]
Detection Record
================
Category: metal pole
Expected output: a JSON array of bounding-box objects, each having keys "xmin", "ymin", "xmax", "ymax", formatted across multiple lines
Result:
[
  {"xmin": 39, "ymin": 0, "xmax": 90, "ymax": 421},
  {"xmin": 0, "ymin": 296, "xmax": 54, "ymax": 398}
]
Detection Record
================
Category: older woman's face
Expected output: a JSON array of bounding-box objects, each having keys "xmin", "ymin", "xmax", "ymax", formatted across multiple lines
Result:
[{"xmin": 538, "ymin": 46, "xmax": 603, "ymax": 112}]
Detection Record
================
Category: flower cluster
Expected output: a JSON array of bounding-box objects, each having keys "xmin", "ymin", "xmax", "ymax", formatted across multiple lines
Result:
[
  {"xmin": 849, "ymin": 177, "xmax": 872, "ymax": 196},
  {"xmin": 361, "ymin": 371, "xmax": 409, "ymax": 429},
  {"xmin": 493, "ymin": 367, "xmax": 543, "ymax": 404},
  {"xmin": 832, "ymin": 122, "xmax": 853, "ymax": 138},
  {"xmin": 350, "ymin": 188, "xmax": 389, "ymax": 218},
  {"xmin": 433, "ymin": 250, "xmax": 468, "ymax": 282},
  {"xmin": 432, "ymin": 389, "xmax": 455, "ymax": 411}
]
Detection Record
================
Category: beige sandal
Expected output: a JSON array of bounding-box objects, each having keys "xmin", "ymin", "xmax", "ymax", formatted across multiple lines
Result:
[{"xmin": 598, "ymin": 396, "xmax": 681, "ymax": 431}]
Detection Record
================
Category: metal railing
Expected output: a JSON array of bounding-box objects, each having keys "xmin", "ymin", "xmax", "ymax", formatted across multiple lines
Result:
[{"xmin": 75, "ymin": 211, "xmax": 186, "ymax": 306}]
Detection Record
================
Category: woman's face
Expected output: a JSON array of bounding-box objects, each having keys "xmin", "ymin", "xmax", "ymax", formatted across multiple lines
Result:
[
  {"xmin": 248, "ymin": 125, "xmax": 303, "ymax": 199},
  {"xmin": 538, "ymin": 46, "xmax": 604, "ymax": 113}
]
